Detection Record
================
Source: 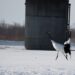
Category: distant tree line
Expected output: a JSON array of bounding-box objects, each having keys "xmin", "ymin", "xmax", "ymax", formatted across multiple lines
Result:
[
  {"xmin": 0, "ymin": 21, "xmax": 25, "ymax": 41},
  {"xmin": 0, "ymin": 21, "xmax": 75, "ymax": 42}
]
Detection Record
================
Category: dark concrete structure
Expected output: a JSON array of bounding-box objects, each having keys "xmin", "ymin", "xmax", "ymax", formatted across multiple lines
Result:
[{"xmin": 25, "ymin": 0, "xmax": 70, "ymax": 50}]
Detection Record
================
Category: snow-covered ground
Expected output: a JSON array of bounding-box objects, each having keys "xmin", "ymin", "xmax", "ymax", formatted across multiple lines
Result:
[{"xmin": 0, "ymin": 40, "xmax": 75, "ymax": 75}]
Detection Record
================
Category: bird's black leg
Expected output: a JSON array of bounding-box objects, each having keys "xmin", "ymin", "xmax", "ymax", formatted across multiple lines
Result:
[
  {"xmin": 66, "ymin": 54, "xmax": 68, "ymax": 60},
  {"xmin": 70, "ymin": 54, "xmax": 71, "ymax": 59},
  {"xmin": 56, "ymin": 52, "xmax": 59, "ymax": 60}
]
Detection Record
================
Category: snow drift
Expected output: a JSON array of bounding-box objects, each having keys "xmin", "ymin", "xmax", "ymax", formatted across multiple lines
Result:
[{"xmin": 0, "ymin": 40, "xmax": 75, "ymax": 75}]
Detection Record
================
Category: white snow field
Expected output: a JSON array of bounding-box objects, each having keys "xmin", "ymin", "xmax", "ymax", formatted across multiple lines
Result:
[{"xmin": 0, "ymin": 41, "xmax": 75, "ymax": 75}]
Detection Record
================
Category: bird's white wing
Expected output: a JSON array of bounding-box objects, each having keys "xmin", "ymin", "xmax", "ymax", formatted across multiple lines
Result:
[
  {"xmin": 51, "ymin": 40, "xmax": 64, "ymax": 51},
  {"xmin": 51, "ymin": 40, "xmax": 66, "ymax": 57}
]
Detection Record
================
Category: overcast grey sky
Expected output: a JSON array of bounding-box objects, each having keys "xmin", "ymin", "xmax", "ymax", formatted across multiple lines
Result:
[
  {"xmin": 0, "ymin": 0, "xmax": 75, "ymax": 26},
  {"xmin": 0, "ymin": 0, "xmax": 25, "ymax": 25}
]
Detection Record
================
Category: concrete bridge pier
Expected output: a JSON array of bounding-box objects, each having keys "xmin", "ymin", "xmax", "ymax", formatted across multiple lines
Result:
[{"xmin": 25, "ymin": 0, "xmax": 70, "ymax": 50}]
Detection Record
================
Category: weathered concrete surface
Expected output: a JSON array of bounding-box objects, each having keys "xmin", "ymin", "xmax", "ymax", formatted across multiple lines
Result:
[{"xmin": 25, "ymin": 0, "xmax": 69, "ymax": 50}]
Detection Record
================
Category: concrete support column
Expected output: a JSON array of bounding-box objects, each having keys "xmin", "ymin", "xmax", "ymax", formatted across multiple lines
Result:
[{"xmin": 25, "ymin": 0, "xmax": 69, "ymax": 50}]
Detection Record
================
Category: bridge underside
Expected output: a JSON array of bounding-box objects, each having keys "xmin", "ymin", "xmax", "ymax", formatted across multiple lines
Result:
[{"xmin": 25, "ymin": 0, "xmax": 69, "ymax": 50}]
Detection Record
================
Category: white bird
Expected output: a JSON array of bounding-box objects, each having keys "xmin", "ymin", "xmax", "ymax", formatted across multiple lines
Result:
[
  {"xmin": 47, "ymin": 32, "xmax": 71, "ymax": 60},
  {"xmin": 51, "ymin": 39, "xmax": 71, "ymax": 60}
]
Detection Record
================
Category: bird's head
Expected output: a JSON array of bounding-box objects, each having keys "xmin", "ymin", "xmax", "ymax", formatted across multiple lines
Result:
[{"xmin": 47, "ymin": 32, "xmax": 52, "ymax": 40}]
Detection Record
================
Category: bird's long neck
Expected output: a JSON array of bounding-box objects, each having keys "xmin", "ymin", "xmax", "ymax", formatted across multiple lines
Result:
[{"xmin": 64, "ymin": 38, "xmax": 70, "ymax": 45}]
